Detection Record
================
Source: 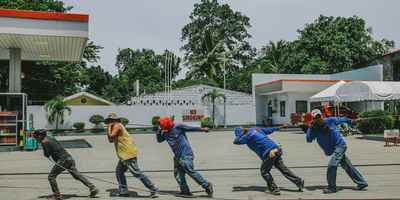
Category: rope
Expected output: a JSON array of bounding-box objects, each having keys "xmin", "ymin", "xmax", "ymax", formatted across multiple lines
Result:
[{"xmin": 47, "ymin": 158, "xmax": 240, "ymax": 200}]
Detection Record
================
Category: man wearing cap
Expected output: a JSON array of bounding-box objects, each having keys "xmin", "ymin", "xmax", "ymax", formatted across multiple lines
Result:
[
  {"xmin": 156, "ymin": 116, "xmax": 214, "ymax": 197},
  {"xmin": 105, "ymin": 113, "xmax": 158, "ymax": 197},
  {"xmin": 33, "ymin": 129, "xmax": 99, "ymax": 200},
  {"xmin": 233, "ymin": 125, "xmax": 304, "ymax": 195},
  {"xmin": 306, "ymin": 109, "xmax": 368, "ymax": 194}
]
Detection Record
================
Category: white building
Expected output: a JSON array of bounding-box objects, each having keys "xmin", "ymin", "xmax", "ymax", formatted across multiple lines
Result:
[{"xmin": 252, "ymin": 65, "xmax": 384, "ymax": 125}]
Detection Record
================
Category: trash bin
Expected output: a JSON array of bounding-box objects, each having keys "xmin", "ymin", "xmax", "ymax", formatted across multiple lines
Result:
[{"xmin": 24, "ymin": 131, "xmax": 38, "ymax": 151}]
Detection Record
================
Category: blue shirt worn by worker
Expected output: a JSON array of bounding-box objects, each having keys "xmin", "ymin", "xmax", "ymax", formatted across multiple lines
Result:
[
  {"xmin": 233, "ymin": 127, "xmax": 280, "ymax": 160},
  {"xmin": 157, "ymin": 124, "xmax": 202, "ymax": 158},
  {"xmin": 306, "ymin": 117, "xmax": 350, "ymax": 156}
]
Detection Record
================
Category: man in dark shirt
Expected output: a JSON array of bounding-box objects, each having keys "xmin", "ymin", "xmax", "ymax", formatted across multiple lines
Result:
[
  {"xmin": 33, "ymin": 130, "xmax": 99, "ymax": 200},
  {"xmin": 156, "ymin": 117, "xmax": 213, "ymax": 197}
]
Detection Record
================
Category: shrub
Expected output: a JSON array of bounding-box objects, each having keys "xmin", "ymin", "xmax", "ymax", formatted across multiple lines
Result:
[
  {"xmin": 201, "ymin": 117, "xmax": 213, "ymax": 128},
  {"xmin": 152, "ymin": 116, "xmax": 160, "ymax": 126},
  {"xmin": 120, "ymin": 117, "xmax": 129, "ymax": 126},
  {"xmin": 358, "ymin": 110, "xmax": 394, "ymax": 134},
  {"xmin": 89, "ymin": 114, "xmax": 104, "ymax": 126},
  {"xmin": 73, "ymin": 122, "xmax": 85, "ymax": 131}
]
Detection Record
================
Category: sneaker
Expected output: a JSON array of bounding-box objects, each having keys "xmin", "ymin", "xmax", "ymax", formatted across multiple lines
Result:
[
  {"xmin": 89, "ymin": 187, "xmax": 99, "ymax": 198},
  {"xmin": 177, "ymin": 191, "xmax": 194, "ymax": 198},
  {"xmin": 149, "ymin": 191, "xmax": 158, "ymax": 198},
  {"xmin": 205, "ymin": 183, "xmax": 214, "ymax": 197},
  {"xmin": 117, "ymin": 190, "xmax": 130, "ymax": 197},
  {"xmin": 356, "ymin": 184, "xmax": 368, "ymax": 191},
  {"xmin": 298, "ymin": 179, "xmax": 305, "ymax": 192},
  {"xmin": 323, "ymin": 188, "xmax": 337, "ymax": 194},
  {"xmin": 270, "ymin": 189, "xmax": 281, "ymax": 196}
]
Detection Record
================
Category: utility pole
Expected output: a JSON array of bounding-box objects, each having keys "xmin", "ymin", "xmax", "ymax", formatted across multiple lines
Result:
[{"xmin": 223, "ymin": 54, "xmax": 227, "ymax": 128}]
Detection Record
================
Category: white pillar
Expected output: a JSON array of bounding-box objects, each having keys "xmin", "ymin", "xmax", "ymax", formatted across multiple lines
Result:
[{"xmin": 9, "ymin": 48, "xmax": 22, "ymax": 93}]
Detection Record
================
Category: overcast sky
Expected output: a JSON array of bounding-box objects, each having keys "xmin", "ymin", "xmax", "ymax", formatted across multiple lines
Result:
[{"xmin": 67, "ymin": 0, "xmax": 399, "ymax": 77}]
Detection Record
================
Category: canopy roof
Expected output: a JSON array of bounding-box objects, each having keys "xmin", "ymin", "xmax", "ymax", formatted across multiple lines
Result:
[
  {"xmin": 309, "ymin": 80, "xmax": 346, "ymax": 102},
  {"xmin": 0, "ymin": 9, "xmax": 88, "ymax": 61},
  {"xmin": 336, "ymin": 81, "xmax": 400, "ymax": 102}
]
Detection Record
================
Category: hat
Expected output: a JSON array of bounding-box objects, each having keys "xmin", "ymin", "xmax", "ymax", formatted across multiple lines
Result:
[
  {"xmin": 311, "ymin": 109, "xmax": 322, "ymax": 118},
  {"xmin": 105, "ymin": 113, "xmax": 121, "ymax": 124},
  {"xmin": 33, "ymin": 129, "xmax": 47, "ymax": 138},
  {"xmin": 159, "ymin": 116, "xmax": 174, "ymax": 131}
]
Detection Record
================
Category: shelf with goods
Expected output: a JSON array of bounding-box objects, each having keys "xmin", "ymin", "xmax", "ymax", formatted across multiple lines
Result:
[{"xmin": 0, "ymin": 112, "xmax": 18, "ymax": 146}]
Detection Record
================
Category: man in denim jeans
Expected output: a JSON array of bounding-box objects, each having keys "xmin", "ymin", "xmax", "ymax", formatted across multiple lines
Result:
[
  {"xmin": 106, "ymin": 113, "xmax": 158, "ymax": 198},
  {"xmin": 233, "ymin": 126, "xmax": 304, "ymax": 195},
  {"xmin": 306, "ymin": 109, "xmax": 368, "ymax": 194},
  {"xmin": 156, "ymin": 117, "xmax": 214, "ymax": 197}
]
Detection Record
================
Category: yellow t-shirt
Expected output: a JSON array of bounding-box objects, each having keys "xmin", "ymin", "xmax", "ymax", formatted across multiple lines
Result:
[{"xmin": 114, "ymin": 124, "xmax": 138, "ymax": 161}]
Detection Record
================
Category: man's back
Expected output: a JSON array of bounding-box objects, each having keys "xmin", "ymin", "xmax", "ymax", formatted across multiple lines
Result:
[{"xmin": 42, "ymin": 136, "xmax": 71, "ymax": 162}]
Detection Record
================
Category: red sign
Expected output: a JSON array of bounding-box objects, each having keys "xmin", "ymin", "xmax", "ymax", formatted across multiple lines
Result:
[{"xmin": 182, "ymin": 109, "xmax": 204, "ymax": 122}]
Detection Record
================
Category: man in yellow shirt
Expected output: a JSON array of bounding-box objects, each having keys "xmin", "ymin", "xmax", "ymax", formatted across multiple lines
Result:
[{"xmin": 105, "ymin": 113, "xmax": 158, "ymax": 198}]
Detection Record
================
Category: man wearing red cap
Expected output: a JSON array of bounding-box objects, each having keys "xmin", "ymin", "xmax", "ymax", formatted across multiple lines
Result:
[{"xmin": 156, "ymin": 117, "xmax": 214, "ymax": 197}]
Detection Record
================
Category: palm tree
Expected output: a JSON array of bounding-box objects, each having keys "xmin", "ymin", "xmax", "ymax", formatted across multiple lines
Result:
[
  {"xmin": 202, "ymin": 89, "xmax": 226, "ymax": 127},
  {"xmin": 45, "ymin": 96, "xmax": 71, "ymax": 130}
]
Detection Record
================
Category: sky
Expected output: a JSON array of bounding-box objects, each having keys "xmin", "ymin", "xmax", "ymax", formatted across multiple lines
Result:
[{"xmin": 67, "ymin": 0, "xmax": 400, "ymax": 78}]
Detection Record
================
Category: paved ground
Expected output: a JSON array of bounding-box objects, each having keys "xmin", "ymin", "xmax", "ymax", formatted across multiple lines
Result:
[{"xmin": 0, "ymin": 131, "xmax": 400, "ymax": 200}]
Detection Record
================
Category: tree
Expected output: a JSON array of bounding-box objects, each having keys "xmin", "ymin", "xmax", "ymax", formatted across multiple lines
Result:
[
  {"xmin": 81, "ymin": 65, "xmax": 112, "ymax": 96},
  {"xmin": 201, "ymin": 89, "xmax": 225, "ymax": 127},
  {"xmin": 115, "ymin": 48, "xmax": 181, "ymax": 98},
  {"xmin": 45, "ymin": 96, "xmax": 71, "ymax": 130},
  {"xmin": 181, "ymin": 0, "xmax": 254, "ymax": 85},
  {"xmin": 0, "ymin": 0, "xmax": 72, "ymax": 12}
]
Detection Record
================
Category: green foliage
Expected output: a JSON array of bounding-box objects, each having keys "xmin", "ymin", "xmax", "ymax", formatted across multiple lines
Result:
[
  {"xmin": 0, "ymin": 0, "xmax": 72, "ymax": 12},
  {"xmin": 202, "ymin": 89, "xmax": 226, "ymax": 127},
  {"xmin": 120, "ymin": 118, "xmax": 129, "ymax": 126},
  {"xmin": 82, "ymin": 65, "xmax": 112, "ymax": 97},
  {"xmin": 151, "ymin": 116, "xmax": 160, "ymax": 126},
  {"xmin": 182, "ymin": 0, "xmax": 254, "ymax": 85},
  {"xmin": 73, "ymin": 122, "xmax": 85, "ymax": 131},
  {"xmin": 358, "ymin": 110, "xmax": 394, "ymax": 134},
  {"xmin": 201, "ymin": 117, "xmax": 213, "ymax": 128},
  {"xmin": 45, "ymin": 96, "xmax": 71, "ymax": 130},
  {"xmin": 89, "ymin": 114, "xmax": 105, "ymax": 126}
]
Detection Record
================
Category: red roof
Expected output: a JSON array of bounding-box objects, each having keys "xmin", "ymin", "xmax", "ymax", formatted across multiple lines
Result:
[
  {"xmin": 256, "ymin": 79, "xmax": 345, "ymax": 88},
  {"xmin": 0, "ymin": 9, "xmax": 88, "ymax": 22}
]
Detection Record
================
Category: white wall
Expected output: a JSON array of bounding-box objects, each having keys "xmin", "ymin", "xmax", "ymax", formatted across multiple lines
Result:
[{"xmin": 28, "ymin": 104, "xmax": 254, "ymax": 130}]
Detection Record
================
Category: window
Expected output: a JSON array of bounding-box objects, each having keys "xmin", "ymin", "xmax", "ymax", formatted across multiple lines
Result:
[
  {"xmin": 280, "ymin": 101, "xmax": 286, "ymax": 117},
  {"xmin": 296, "ymin": 101, "xmax": 308, "ymax": 114},
  {"xmin": 80, "ymin": 98, "xmax": 87, "ymax": 104}
]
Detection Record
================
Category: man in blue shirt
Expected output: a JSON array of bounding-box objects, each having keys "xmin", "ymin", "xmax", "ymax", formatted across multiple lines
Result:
[
  {"xmin": 233, "ymin": 125, "xmax": 304, "ymax": 196},
  {"xmin": 156, "ymin": 117, "xmax": 214, "ymax": 197},
  {"xmin": 306, "ymin": 109, "xmax": 368, "ymax": 194}
]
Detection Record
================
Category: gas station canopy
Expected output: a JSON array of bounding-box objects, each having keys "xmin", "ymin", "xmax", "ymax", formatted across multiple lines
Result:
[
  {"xmin": 0, "ymin": 9, "xmax": 89, "ymax": 93},
  {"xmin": 0, "ymin": 9, "xmax": 88, "ymax": 61}
]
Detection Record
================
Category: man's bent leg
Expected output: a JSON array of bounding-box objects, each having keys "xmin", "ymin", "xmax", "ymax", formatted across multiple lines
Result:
[
  {"xmin": 116, "ymin": 160, "xmax": 128, "ymax": 194},
  {"xmin": 340, "ymin": 154, "xmax": 368, "ymax": 187},
  {"xmin": 126, "ymin": 158, "xmax": 158, "ymax": 192},
  {"xmin": 48, "ymin": 161, "xmax": 66, "ymax": 196},
  {"xmin": 260, "ymin": 157, "xmax": 279, "ymax": 192},
  {"xmin": 67, "ymin": 160, "xmax": 95, "ymax": 189},
  {"xmin": 327, "ymin": 146, "xmax": 346, "ymax": 192},
  {"xmin": 274, "ymin": 156, "xmax": 303, "ymax": 188},
  {"xmin": 174, "ymin": 158, "xmax": 190, "ymax": 194}
]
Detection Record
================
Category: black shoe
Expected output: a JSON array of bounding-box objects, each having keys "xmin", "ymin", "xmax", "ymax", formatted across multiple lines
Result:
[
  {"xmin": 298, "ymin": 179, "xmax": 305, "ymax": 192},
  {"xmin": 323, "ymin": 188, "xmax": 337, "ymax": 194},
  {"xmin": 149, "ymin": 191, "xmax": 158, "ymax": 198},
  {"xmin": 356, "ymin": 184, "xmax": 368, "ymax": 191},
  {"xmin": 117, "ymin": 190, "xmax": 130, "ymax": 197},
  {"xmin": 205, "ymin": 183, "xmax": 214, "ymax": 197},
  {"xmin": 89, "ymin": 187, "xmax": 99, "ymax": 198},
  {"xmin": 270, "ymin": 189, "xmax": 281, "ymax": 196},
  {"xmin": 178, "ymin": 191, "xmax": 194, "ymax": 198}
]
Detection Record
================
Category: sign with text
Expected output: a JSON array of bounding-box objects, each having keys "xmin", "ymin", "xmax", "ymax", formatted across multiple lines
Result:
[{"xmin": 182, "ymin": 109, "xmax": 204, "ymax": 122}]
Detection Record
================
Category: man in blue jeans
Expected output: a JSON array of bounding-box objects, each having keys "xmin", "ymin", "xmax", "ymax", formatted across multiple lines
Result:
[
  {"xmin": 156, "ymin": 117, "xmax": 214, "ymax": 197},
  {"xmin": 233, "ymin": 125, "xmax": 304, "ymax": 195},
  {"xmin": 306, "ymin": 109, "xmax": 368, "ymax": 194}
]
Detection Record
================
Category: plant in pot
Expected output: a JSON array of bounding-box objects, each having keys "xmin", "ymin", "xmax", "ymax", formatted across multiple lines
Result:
[
  {"xmin": 73, "ymin": 122, "xmax": 85, "ymax": 132},
  {"xmin": 89, "ymin": 114, "xmax": 105, "ymax": 132}
]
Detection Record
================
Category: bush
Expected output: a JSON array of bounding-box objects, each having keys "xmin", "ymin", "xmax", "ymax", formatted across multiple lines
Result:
[
  {"xmin": 201, "ymin": 117, "xmax": 213, "ymax": 128},
  {"xmin": 120, "ymin": 118, "xmax": 129, "ymax": 126},
  {"xmin": 152, "ymin": 116, "xmax": 160, "ymax": 126},
  {"xmin": 73, "ymin": 122, "xmax": 85, "ymax": 131},
  {"xmin": 89, "ymin": 114, "xmax": 104, "ymax": 126},
  {"xmin": 358, "ymin": 110, "xmax": 394, "ymax": 134}
]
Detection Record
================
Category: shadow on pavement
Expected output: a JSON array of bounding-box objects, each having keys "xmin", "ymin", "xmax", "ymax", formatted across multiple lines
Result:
[
  {"xmin": 304, "ymin": 185, "xmax": 356, "ymax": 191},
  {"xmin": 355, "ymin": 135, "xmax": 384, "ymax": 142},
  {"xmin": 106, "ymin": 188, "xmax": 149, "ymax": 198},
  {"xmin": 232, "ymin": 186, "xmax": 300, "ymax": 193},
  {"xmin": 38, "ymin": 194, "xmax": 91, "ymax": 199}
]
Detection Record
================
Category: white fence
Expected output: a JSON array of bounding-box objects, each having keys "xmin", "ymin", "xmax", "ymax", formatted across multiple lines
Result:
[{"xmin": 28, "ymin": 104, "xmax": 255, "ymax": 130}]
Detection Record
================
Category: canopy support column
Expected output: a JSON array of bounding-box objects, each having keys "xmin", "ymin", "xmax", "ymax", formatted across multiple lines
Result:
[{"xmin": 8, "ymin": 48, "xmax": 22, "ymax": 93}]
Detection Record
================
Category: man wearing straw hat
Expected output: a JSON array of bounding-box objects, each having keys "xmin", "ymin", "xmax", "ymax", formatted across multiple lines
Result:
[{"xmin": 105, "ymin": 113, "xmax": 158, "ymax": 198}]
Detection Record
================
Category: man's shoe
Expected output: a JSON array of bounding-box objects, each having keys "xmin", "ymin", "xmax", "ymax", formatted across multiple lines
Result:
[
  {"xmin": 356, "ymin": 184, "xmax": 368, "ymax": 191},
  {"xmin": 298, "ymin": 179, "xmax": 305, "ymax": 192},
  {"xmin": 270, "ymin": 189, "xmax": 281, "ymax": 196},
  {"xmin": 205, "ymin": 183, "xmax": 214, "ymax": 197},
  {"xmin": 178, "ymin": 191, "xmax": 194, "ymax": 198},
  {"xmin": 89, "ymin": 187, "xmax": 99, "ymax": 198},
  {"xmin": 48, "ymin": 194, "xmax": 62, "ymax": 200},
  {"xmin": 149, "ymin": 191, "xmax": 158, "ymax": 198},
  {"xmin": 323, "ymin": 188, "xmax": 337, "ymax": 194},
  {"xmin": 117, "ymin": 190, "xmax": 130, "ymax": 197}
]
